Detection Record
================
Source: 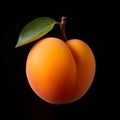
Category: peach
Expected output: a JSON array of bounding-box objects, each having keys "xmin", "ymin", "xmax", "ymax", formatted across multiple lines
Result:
[{"xmin": 26, "ymin": 37, "xmax": 96, "ymax": 104}]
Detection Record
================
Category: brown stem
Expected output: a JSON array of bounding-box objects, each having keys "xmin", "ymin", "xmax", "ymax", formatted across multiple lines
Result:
[{"xmin": 60, "ymin": 16, "xmax": 67, "ymax": 41}]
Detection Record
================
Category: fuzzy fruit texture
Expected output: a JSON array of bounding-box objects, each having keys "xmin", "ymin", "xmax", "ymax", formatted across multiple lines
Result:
[{"xmin": 26, "ymin": 37, "xmax": 96, "ymax": 104}]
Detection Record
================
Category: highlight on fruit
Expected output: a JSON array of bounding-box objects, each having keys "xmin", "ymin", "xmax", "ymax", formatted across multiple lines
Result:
[{"xmin": 15, "ymin": 16, "xmax": 96, "ymax": 104}]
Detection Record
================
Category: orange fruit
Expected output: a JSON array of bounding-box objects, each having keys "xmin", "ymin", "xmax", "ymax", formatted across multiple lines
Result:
[{"xmin": 26, "ymin": 37, "xmax": 96, "ymax": 104}]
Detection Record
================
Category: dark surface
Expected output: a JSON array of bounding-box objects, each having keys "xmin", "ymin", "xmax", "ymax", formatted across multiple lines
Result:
[{"xmin": 2, "ymin": 3, "xmax": 105, "ymax": 119}]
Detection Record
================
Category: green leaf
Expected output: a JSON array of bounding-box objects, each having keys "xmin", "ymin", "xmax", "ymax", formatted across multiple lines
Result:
[{"xmin": 15, "ymin": 17, "xmax": 58, "ymax": 48}]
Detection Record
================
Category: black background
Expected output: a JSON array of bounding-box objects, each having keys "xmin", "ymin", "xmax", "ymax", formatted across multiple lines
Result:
[{"xmin": 2, "ymin": 3, "xmax": 105, "ymax": 119}]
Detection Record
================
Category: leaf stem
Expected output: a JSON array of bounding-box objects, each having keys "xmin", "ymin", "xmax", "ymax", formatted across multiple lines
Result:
[{"xmin": 59, "ymin": 16, "xmax": 67, "ymax": 41}]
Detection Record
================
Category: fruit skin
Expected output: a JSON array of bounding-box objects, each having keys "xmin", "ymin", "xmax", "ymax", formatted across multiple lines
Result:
[
  {"xmin": 26, "ymin": 37, "xmax": 96, "ymax": 104},
  {"xmin": 66, "ymin": 39, "xmax": 96, "ymax": 102}
]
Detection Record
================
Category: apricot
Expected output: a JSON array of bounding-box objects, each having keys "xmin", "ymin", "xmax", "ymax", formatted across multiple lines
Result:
[{"xmin": 26, "ymin": 37, "xmax": 96, "ymax": 104}]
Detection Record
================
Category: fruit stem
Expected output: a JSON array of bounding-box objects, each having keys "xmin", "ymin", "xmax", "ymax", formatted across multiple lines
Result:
[{"xmin": 60, "ymin": 16, "xmax": 67, "ymax": 41}]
